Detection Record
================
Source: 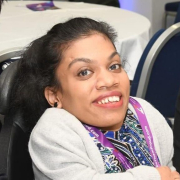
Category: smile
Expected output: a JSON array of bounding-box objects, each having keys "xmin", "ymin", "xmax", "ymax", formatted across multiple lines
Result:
[
  {"xmin": 97, "ymin": 96, "xmax": 120, "ymax": 104},
  {"xmin": 93, "ymin": 91, "xmax": 123, "ymax": 108}
]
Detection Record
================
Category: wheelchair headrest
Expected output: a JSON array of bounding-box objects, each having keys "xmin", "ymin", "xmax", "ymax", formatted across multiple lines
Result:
[{"xmin": 0, "ymin": 61, "xmax": 18, "ymax": 115}]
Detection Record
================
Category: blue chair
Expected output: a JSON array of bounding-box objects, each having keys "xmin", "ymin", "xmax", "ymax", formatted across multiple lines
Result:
[
  {"xmin": 175, "ymin": 2, "xmax": 180, "ymax": 23},
  {"xmin": 130, "ymin": 22, "xmax": 180, "ymax": 119},
  {"xmin": 165, "ymin": 1, "xmax": 180, "ymax": 28}
]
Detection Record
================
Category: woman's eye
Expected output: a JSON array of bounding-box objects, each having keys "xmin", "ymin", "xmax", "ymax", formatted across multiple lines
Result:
[
  {"xmin": 78, "ymin": 69, "xmax": 92, "ymax": 77},
  {"xmin": 109, "ymin": 64, "xmax": 121, "ymax": 71}
]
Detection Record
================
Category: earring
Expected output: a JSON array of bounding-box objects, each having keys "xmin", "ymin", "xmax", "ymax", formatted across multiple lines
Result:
[{"xmin": 54, "ymin": 102, "xmax": 58, "ymax": 107}]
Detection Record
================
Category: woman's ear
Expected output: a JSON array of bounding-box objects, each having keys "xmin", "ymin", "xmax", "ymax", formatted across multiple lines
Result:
[{"xmin": 44, "ymin": 87, "xmax": 62, "ymax": 108}]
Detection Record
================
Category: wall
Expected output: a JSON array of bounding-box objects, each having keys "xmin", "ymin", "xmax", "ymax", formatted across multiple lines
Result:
[{"xmin": 120, "ymin": 0, "xmax": 179, "ymax": 36}]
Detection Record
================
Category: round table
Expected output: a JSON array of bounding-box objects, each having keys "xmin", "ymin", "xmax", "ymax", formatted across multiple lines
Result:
[{"xmin": 0, "ymin": 1, "xmax": 151, "ymax": 80}]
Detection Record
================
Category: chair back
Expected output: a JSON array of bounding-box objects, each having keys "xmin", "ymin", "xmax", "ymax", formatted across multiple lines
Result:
[
  {"xmin": 0, "ymin": 49, "xmax": 34, "ymax": 180},
  {"xmin": 131, "ymin": 22, "xmax": 180, "ymax": 117},
  {"xmin": 175, "ymin": 2, "xmax": 180, "ymax": 23}
]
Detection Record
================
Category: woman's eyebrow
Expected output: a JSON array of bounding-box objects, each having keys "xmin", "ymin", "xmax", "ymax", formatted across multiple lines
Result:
[
  {"xmin": 108, "ymin": 51, "xmax": 120, "ymax": 60},
  {"xmin": 68, "ymin": 52, "xmax": 120, "ymax": 69},
  {"xmin": 68, "ymin": 58, "xmax": 92, "ymax": 69}
]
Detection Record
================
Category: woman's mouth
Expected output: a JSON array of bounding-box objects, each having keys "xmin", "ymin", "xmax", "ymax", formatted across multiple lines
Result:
[
  {"xmin": 93, "ymin": 92, "xmax": 123, "ymax": 108},
  {"xmin": 97, "ymin": 96, "xmax": 120, "ymax": 104}
]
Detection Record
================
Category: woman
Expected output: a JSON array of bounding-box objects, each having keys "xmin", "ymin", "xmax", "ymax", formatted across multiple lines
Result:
[{"xmin": 10, "ymin": 17, "xmax": 179, "ymax": 180}]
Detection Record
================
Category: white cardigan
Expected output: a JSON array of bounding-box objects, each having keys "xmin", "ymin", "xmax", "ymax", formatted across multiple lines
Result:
[{"xmin": 29, "ymin": 97, "xmax": 175, "ymax": 180}]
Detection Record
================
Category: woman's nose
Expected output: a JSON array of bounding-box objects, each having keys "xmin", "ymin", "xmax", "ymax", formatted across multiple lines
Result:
[{"xmin": 95, "ymin": 69, "xmax": 118, "ymax": 90}]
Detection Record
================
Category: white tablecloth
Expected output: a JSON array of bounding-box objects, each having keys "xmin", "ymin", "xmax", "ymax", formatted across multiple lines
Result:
[{"xmin": 0, "ymin": 1, "xmax": 151, "ymax": 80}]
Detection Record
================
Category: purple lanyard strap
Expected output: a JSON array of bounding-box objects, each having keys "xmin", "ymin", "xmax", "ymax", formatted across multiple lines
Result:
[
  {"xmin": 84, "ymin": 124, "xmax": 133, "ymax": 169},
  {"xmin": 84, "ymin": 97, "xmax": 160, "ymax": 170},
  {"xmin": 129, "ymin": 97, "xmax": 160, "ymax": 168}
]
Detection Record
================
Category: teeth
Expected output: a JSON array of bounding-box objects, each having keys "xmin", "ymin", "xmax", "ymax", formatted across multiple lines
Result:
[
  {"xmin": 113, "ymin": 96, "xmax": 116, "ymax": 101},
  {"xmin": 109, "ymin": 97, "xmax": 113, "ymax": 102},
  {"xmin": 97, "ymin": 96, "xmax": 120, "ymax": 104}
]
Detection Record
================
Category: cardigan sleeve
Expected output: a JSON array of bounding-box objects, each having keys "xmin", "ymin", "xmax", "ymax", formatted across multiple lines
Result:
[{"xmin": 29, "ymin": 108, "xmax": 161, "ymax": 180}]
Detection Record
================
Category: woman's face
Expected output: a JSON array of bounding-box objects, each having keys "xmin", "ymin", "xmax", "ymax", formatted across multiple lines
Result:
[{"xmin": 55, "ymin": 33, "xmax": 130, "ymax": 131}]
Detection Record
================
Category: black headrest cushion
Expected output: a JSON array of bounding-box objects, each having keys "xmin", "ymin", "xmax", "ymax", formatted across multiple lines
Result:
[{"xmin": 0, "ymin": 61, "xmax": 18, "ymax": 115}]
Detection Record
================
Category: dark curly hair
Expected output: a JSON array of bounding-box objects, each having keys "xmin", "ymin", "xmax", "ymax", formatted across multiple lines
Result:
[{"xmin": 10, "ymin": 17, "xmax": 117, "ymax": 131}]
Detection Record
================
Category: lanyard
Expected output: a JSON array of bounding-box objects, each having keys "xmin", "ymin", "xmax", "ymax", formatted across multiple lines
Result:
[
  {"xmin": 84, "ymin": 97, "xmax": 160, "ymax": 170},
  {"xmin": 129, "ymin": 97, "xmax": 160, "ymax": 168}
]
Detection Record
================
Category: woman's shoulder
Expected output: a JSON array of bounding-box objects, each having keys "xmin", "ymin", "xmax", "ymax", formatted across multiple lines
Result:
[
  {"xmin": 36, "ymin": 108, "xmax": 82, "ymax": 127},
  {"xmin": 129, "ymin": 96, "xmax": 164, "ymax": 122},
  {"xmin": 128, "ymin": 96, "xmax": 172, "ymax": 145},
  {"xmin": 130, "ymin": 96, "xmax": 154, "ymax": 108},
  {"xmin": 30, "ymin": 108, "xmax": 85, "ymax": 142}
]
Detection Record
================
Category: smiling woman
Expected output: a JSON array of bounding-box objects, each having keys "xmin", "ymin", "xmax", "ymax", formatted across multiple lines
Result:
[
  {"xmin": 44, "ymin": 33, "xmax": 129, "ymax": 131},
  {"xmin": 9, "ymin": 17, "xmax": 180, "ymax": 180}
]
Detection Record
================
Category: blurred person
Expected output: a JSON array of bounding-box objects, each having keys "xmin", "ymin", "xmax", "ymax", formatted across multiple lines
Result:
[
  {"xmin": 69, "ymin": 0, "xmax": 120, "ymax": 7},
  {"xmin": 173, "ymin": 88, "xmax": 180, "ymax": 173},
  {"xmin": 0, "ymin": 0, "xmax": 4, "ymax": 12}
]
